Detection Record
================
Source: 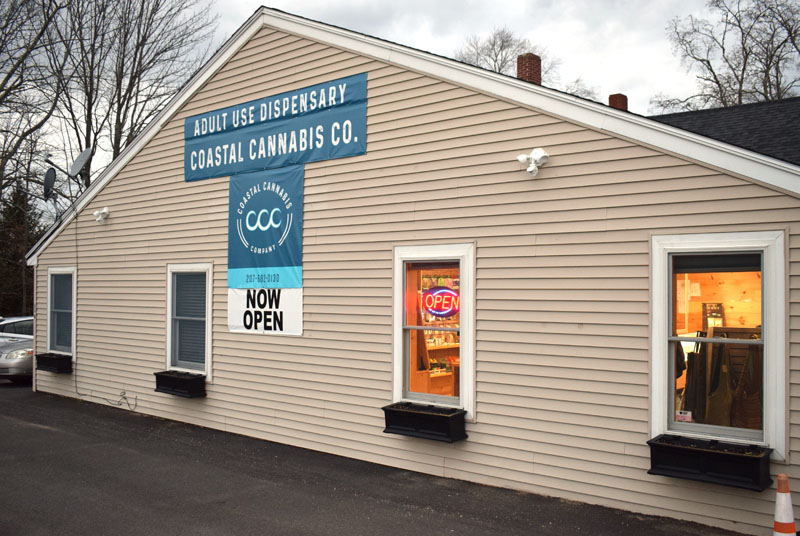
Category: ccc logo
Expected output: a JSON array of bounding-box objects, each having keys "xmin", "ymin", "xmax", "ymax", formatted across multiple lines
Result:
[{"xmin": 246, "ymin": 208, "xmax": 282, "ymax": 231}]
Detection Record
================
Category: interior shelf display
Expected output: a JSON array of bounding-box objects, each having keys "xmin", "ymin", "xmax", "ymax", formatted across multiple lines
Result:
[{"xmin": 405, "ymin": 263, "xmax": 461, "ymax": 399}]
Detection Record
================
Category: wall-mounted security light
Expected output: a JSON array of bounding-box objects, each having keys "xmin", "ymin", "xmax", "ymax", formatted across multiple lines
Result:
[
  {"xmin": 93, "ymin": 207, "xmax": 109, "ymax": 223},
  {"xmin": 516, "ymin": 148, "xmax": 550, "ymax": 177}
]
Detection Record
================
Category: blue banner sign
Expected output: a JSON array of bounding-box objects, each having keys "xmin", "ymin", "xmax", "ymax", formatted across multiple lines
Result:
[
  {"xmin": 228, "ymin": 166, "xmax": 304, "ymax": 288},
  {"xmin": 185, "ymin": 73, "xmax": 367, "ymax": 181}
]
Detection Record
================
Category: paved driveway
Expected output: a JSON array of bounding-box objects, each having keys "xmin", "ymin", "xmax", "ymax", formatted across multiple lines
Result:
[{"xmin": 0, "ymin": 381, "xmax": 744, "ymax": 535}]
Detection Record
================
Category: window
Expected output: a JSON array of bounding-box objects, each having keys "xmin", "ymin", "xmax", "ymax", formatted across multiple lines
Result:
[
  {"xmin": 0, "ymin": 318, "xmax": 33, "ymax": 336},
  {"xmin": 15, "ymin": 319, "xmax": 33, "ymax": 335},
  {"xmin": 167, "ymin": 264, "xmax": 212, "ymax": 376},
  {"xmin": 48, "ymin": 268, "xmax": 75, "ymax": 354},
  {"xmin": 393, "ymin": 244, "xmax": 475, "ymax": 418},
  {"xmin": 651, "ymin": 232, "xmax": 785, "ymax": 458}
]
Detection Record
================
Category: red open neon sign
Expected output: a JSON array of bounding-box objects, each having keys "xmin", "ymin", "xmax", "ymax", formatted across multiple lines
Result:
[{"xmin": 423, "ymin": 287, "xmax": 460, "ymax": 318}]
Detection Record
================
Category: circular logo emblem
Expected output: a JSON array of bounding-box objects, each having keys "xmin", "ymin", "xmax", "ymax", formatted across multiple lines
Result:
[{"xmin": 235, "ymin": 181, "xmax": 293, "ymax": 256}]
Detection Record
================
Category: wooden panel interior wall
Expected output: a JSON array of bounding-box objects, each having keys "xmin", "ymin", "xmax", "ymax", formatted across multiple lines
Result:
[{"xmin": 674, "ymin": 271, "xmax": 762, "ymax": 334}]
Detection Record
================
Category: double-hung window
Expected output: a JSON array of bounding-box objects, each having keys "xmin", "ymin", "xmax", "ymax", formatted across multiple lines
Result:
[
  {"xmin": 48, "ymin": 267, "xmax": 75, "ymax": 354},
  {"xmin": 167, "ymin": 264, "xmax": 212, "ymax": 376},
  {"xmin": 651, "ymin": 231, "xmax": 785, "ymax": 458},
  {"xmin": 393, "ymin": 243, "xmax": 475, "ymax": 418}
]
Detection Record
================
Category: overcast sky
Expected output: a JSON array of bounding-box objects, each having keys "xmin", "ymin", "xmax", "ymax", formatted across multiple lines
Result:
[{"xmin": 212, "ymin": 1, "xmax": 715, "ymax": 115}]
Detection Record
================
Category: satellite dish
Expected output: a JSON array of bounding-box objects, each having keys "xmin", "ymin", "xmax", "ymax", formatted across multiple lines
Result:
[
  {"xmin": 69, "ymin": 147, "xmax": 92, "ymax": 177},
  {"xmin": 44, "ymin": 168, "xmax": 56, "ymax": 201}
]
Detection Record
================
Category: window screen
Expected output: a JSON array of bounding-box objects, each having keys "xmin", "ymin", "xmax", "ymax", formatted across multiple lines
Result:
[
  {"xmin": 50, "ymin": 273, "xmax": 73, "ymax": 353},
  {"xmin": 171, "ymin": 272, "xmax": 206, "ymax": 369}
]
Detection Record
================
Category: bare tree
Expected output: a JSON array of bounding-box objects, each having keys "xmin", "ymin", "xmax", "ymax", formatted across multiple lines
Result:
[
  {"xmin": 108, "ymin": 0, "xmax": 216, "ymax": 159},
  {"xmin": 0, "ymin": 0, "xmax": 71, "ymax": 202},
  {"xmin": 55, "ymin": 0, "xmax": 113, "ymax": 188},
  {"xmin": 453, "ymin": 26, "xmax": 599, "ymax": 99},
  {"xmin": 769, "ymin": 0, "xmax": 800, "ymax": 54},
  {"xmin": 454, "ymin": 26, "xmax": 561, "ymax": 83},
  {"xmin": 51, "ymin": 0, "xmax": 217, "ymax": 197},
  {"xmin": 651, "ymin": 0, "xmax": 800, "ymax": 112},
  {"xmin": 563, "ymin": 77, "xmax": 600, "ymax": 101}
]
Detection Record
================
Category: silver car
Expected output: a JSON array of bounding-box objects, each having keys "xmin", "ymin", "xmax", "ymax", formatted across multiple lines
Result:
[
  {"xmin": 0, "ymin": 338, "xmax": 33, "ymax": 382},
  {"xmin": 0, "ymin": 317, "xmax": 34, "ymax": 382},
  {"xmin": 0, "ymin": 316, "xmax": 34, "ymax": 344}
]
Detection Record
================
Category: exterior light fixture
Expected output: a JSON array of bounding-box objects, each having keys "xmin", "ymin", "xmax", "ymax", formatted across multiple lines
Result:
[
  {"xmin": 93, "ymin": 207, "xmax": 109, "ymax": 223},
  {"xmin": 516, "ymin": 148, "xmax": 549, "ymax": 176}
]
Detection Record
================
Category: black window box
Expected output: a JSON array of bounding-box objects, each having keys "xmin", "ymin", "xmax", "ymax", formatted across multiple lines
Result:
[
  {"xmin": 154, "ymin": 370, "xmax": 206, "ymax": 398},
  {"xmin": 35, "ymin": 353, "xmax": 73, "ymax": 373},
  {"xmin": 647, "ymin": 434, "xmax": 772, "ymax": 491},
  {"xmin": 382, "ymin": 402, "xmax": 467, "ymax": 443}
]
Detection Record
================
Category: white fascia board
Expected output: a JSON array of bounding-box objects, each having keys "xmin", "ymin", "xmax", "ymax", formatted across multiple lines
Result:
[{"xmin": 27, "ymin": 7, "xmax": 800, "ymax": 266}]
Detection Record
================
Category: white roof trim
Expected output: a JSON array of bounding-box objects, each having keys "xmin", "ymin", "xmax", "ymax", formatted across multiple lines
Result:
[{"xmin": 26, "ymin": 7, "xmax": 800, "ymax": 265}]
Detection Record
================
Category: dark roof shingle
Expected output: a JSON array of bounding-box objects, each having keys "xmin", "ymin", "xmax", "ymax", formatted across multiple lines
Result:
[{"xmin": 649, "ymin": 97, "xmax": 800, "ymax": 167}]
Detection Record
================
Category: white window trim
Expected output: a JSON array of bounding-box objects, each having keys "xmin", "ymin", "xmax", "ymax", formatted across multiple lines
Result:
[
  {"xmin": 47, "ymin": 266, "xmax": 76, "ymax": 357},
  {"xmin": 650, "ymin": 231, "xmax": 786, "ymax": 459},
  {"xmin": 393, "ymin": 243, "xmax": 476, "ymax": 421},
  {"xmin": 166, "ymin": 263, "xmax": 213, "ymax": 380}
]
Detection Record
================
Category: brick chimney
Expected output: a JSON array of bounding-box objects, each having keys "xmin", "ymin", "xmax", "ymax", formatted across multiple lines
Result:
[
  {"xmin": 609, "ymin": 93, "xmax": 628, "ymax": 111},
  {"xmin": 517, "ymin": 53, "xmax": 541, "ymax": 85}
]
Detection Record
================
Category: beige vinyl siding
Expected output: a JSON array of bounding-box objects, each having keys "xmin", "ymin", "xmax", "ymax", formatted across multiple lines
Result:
[{"xmin": 32, "ymin": 25, "xmax": 800, "ymax": 535}]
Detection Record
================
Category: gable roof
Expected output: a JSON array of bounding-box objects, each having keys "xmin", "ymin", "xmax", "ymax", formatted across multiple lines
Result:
[
  {"xmin": 650, "ymin": 97, "xmax": 800, "ymax": 167},
  {"xmin": 26, "ymin": 7, "xmax": 800, "ymax": 265}
]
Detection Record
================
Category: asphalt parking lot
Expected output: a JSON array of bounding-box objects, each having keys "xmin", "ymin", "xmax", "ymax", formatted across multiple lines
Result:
[{"xmin": 0, "ymin": 380, "xmax": 745, "ymax": 536}]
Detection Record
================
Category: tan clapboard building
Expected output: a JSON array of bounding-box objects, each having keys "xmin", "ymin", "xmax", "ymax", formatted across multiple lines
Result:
[{"xmin": 26, "ymin": 8, "xmax": 800, "ymax": 535}]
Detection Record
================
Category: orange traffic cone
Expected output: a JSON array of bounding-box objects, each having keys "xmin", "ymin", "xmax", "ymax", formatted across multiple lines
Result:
[{"xmin": 774, "ymin": 474, "xmax": 796, "ymax": 535}]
